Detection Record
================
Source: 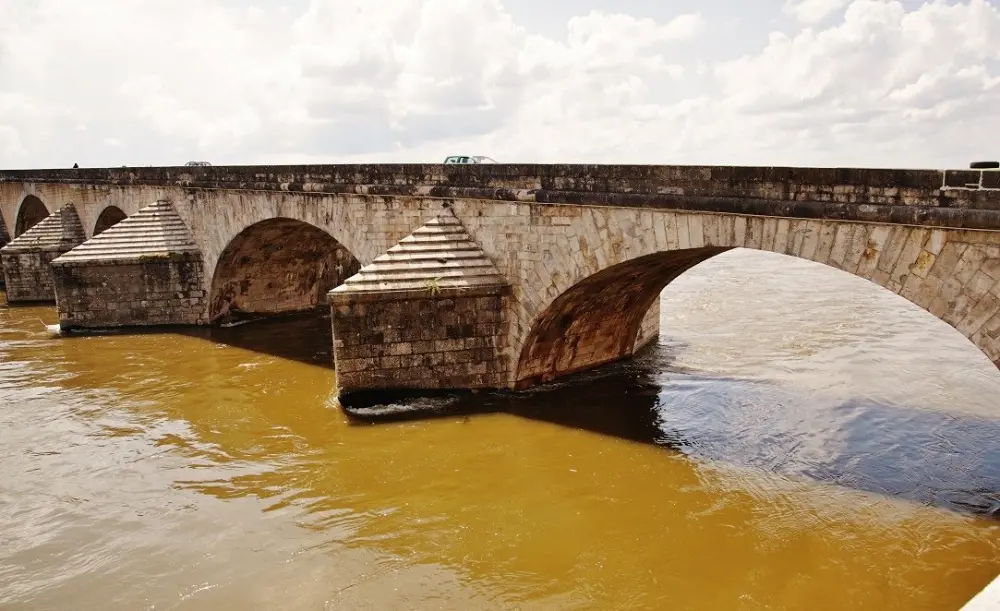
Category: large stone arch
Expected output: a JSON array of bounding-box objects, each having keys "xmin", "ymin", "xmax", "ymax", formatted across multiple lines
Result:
[
  {"xmin": 207, "ymin": 217, "xmax": 361, "ymax": 322},
  {"xmin": 180, "ymin": 190, "xmax": 419, "ymax": 281},
  {"xmin": 511, "ymin": 209, "xmax": 1000, "ymax": 387},
  {"xmin": 14, "ymin": 194, "xmax": 50, "ymax": 237},
  {"xmin": 92, "ymin": 205, "xmax": 127, "ymax": 236}
]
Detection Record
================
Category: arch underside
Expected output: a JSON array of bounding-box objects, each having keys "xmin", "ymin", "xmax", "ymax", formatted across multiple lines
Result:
[
  {"xmin": 209, "ymin": 218, "xmax": 361, "ymax": 322},
  {"xmin": 515, "ymin": 247, "xmax": 731, "ymax": 387},
  {"xmin": 15, "ymin": 195, "xmax": 49, "ymax": 237},
  {"xmin": 93, "ymin": 206, "xmax": 127, "ymax": 236},
  {"xmin": 512, "ymin": 212, "xmax": 1000, "ymax": 388}
]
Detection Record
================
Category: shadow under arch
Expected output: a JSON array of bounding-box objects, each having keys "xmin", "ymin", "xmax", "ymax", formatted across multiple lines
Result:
[
  {"xmin": 93, "ymin": 205, "xmax": 126, "ymax": 236},
  {"xmin": 514, "ymin": 242, "xmax": 1000, "ymax": 389},
  {"xmin": 14, "ymin": 194, "xmax": 50, "ymax": 237},
  {"xmin": 515, "ymin": 247, "xmax": 731, "ymax": 387},
  {"xmin": 0, "ymin": 210, "xmax": 9, "ymax": 246},
  {"xmin": 207, "ymin": 217, "xmax": 361, "ymax": 323}
]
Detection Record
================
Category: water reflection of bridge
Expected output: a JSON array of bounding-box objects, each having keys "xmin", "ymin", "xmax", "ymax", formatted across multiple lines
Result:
[{"xmin": 154, "ymin": 310, "xmax": 1000, "ymax": 522}]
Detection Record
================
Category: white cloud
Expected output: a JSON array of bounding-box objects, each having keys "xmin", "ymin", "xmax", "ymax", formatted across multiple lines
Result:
[
  {"xmin": 0, "ymin": 0, "xmax": 998, "ymax": 169},
  {"xmin": 783, "ymin": 0, "xmax": 852, "ymax": 24},
  {"xmin": 712, "ymin": 0, "xmax": 1000, "ymax": 166},
  {"xmin": 0, "ymin": 125, "xmax": 25, "ymax": 159}
]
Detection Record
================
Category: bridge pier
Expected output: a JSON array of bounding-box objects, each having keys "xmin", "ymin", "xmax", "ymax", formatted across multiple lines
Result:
[
  {"xmin": 51, "ymin": 200, "xmax": 209, "ymax": 330},
  {"xmin": 329, "ymin": 213, "xmax": 510, "ymax": 403},
  {"xmin": 0, "ymin": 211, "xmax": 10, "ymax": 248},
  {"xmin": 0, "ymin": 203, "xmax": 86, "ymax": 302},
  {"xmin": 0, "ymin": 210, "xmax": 10, "ymax": 289}
]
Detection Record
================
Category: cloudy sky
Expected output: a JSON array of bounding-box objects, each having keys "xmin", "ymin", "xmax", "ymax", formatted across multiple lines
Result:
[{"xmin": 0, "ymin": 0, "xmax": 998, "ymax": 169}]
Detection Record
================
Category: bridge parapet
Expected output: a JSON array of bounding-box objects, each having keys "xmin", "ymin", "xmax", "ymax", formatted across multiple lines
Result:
[
  {"xmin": 4, "ymin": 165, "xmax": 999, "ymax": 237},
  {"xmin": 2, "ymin": 163, "xmax": 998, "ymax": 209}
]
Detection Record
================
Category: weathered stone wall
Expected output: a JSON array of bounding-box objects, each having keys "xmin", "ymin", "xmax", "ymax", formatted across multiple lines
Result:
[
  {"xmin": 4, "ymin": 164, "xmax": 1000, "ymax": 257},
  {"xmin": 2, "ymin": 164, "xmax": 1000, "ymax": 212},
  {"xmin": 1, "ymin": 250, "xmax": 64, "ymax": 301},
  {"xmin": 634, "ymin": 297, "xmax": 661, "ymax": 352},
  {"xmin": 1, "ymin": 202, "xmax": 87, "ymax": 302},
  {"xmin": 330, "ymin": 287, "xmax": 508, "ymax": 398},
  {"xmin": 0, "ymin": 214, "xmax": 7, "ymax": 287},
  {"xmin": 52, "ymin": 255, "xmax": 208, "ymax": 329}
]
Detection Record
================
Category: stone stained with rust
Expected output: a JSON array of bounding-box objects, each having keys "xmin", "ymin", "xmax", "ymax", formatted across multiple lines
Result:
[
  {"xmin": 329, "ymin": 213, "xmax": 510, "ymax": 395},
  {"xmin": 51, "ymin": 200, "xmax": 208, "ymax": 329},
  {"xmin": 1, "ymin": 203, "xmax": 86, "ymax": 302}
]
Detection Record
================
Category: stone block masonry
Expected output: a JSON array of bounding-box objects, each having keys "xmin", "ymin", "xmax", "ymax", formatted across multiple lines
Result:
[
  {"xmin": 3, "ymin": 251, "xmax": 66, "ymax": 301},
  {"xmin": 0, "ymin": 211, "xmax": 8, "ymax": 288},
  {"xmin": 328, "ymin": 212, "xmax": 511, "ymax": 401},
  {"xmin": 51, "ymin": 200, "xmax": 209, "ymax": 330},
  {"xmin": 330, "ymin": 286, "xmax": 508, "ymax": 397},
  {"xmin": 1, "ymin": 203, "xmax": 86, "ymax": 302},
  {"xmin": 53, "ymin": 255, "xmax": 207, "ymax": 329}
]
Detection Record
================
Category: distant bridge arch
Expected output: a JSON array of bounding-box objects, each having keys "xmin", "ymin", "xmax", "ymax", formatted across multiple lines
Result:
[
  {"xmin": 14, "ymin": 194, "xmax": 50, "ymax": 237},
  {"xmin": 93, "ymin": 206, "xmax": 127, "ymax": 236}
]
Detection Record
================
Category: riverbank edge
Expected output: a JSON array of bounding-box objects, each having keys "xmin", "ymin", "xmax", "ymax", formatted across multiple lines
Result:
[{"xmin": 961, "ymin": 574, "xmax": 1000, "ymax": 610}]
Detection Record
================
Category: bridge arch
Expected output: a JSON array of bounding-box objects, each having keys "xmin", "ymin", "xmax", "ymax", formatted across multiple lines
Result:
[
  {"xmin": 511, "ymin": 211, "xmax": 1000, "ymax": 387},
  {"xmin": 14, "ymin": 194, "xmax": 50, "ymax": 237},
  {"xmin": 208, "ymin": 217, "xmax": 361, "ymax": 322},
  {"xmin": 93, "ymin": 206, "xmax": 127, "ymax": 236}
]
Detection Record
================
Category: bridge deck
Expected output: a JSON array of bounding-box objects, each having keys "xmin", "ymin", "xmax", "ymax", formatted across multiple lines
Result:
[{"xmin": 3, "ymin": 164, "xmax": 999, "ymax": 230}]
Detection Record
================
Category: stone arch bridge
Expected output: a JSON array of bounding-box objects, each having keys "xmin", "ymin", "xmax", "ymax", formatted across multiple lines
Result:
[{"xmin": 2, "ymin": 164, "xmax": 999, "ymax": 400}]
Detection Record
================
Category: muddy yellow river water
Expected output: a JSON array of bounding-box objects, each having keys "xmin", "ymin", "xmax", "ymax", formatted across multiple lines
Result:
[{"xmin": 1, "ymin": 249, "xmax": 998, "ymax": 610}]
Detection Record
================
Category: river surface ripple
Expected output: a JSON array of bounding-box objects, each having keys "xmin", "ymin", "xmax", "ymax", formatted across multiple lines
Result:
[{"xmin": 1, "ymin": 249, "xmax": 999, "ymax": 610}]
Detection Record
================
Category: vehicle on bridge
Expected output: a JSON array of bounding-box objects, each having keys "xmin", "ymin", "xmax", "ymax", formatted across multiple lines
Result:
[
  {"xmin": 184, "ymin": 161, "xmax": 212, "ymax": 167},
  {"xmin": 443, "ymin": 155, "xmax": 497, "ymax": 164}
]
